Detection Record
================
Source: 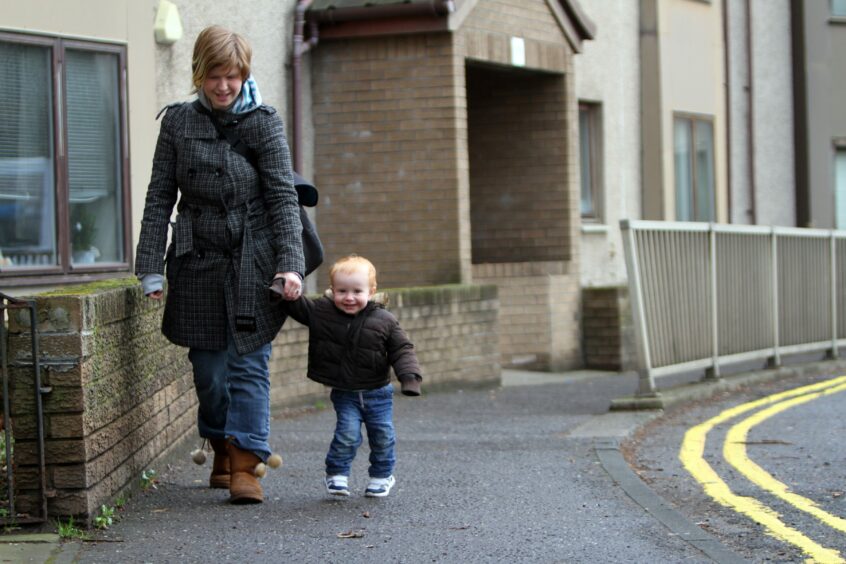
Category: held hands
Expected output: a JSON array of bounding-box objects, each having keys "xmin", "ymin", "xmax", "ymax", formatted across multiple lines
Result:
[
  {"xmin": 268, "ymin": 272, "xmax": 303, "ymax": 301},
  {"xmin": 147, "ymin": 290, "xmax": 164, "ymax": 300}
]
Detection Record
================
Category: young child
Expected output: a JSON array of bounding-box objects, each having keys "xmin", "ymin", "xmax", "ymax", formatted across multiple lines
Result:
[{"xmin": 281, "ymin": 255, "xmax": 422, "ymax": 497}]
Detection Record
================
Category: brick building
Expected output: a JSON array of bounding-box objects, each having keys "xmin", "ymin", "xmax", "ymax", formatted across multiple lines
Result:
[{"xmin": 307, "ymin": 0, "xmax": 594, "ymax": 370}]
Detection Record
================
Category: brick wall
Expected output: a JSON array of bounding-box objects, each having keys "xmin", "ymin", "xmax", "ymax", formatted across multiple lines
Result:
[
  {"xmin": 473, "ymin": 262, "xmax": 581, "ymax": 370},
  {"xmin": 311, "ymin": 33, "xmax": 467, "ymax": 289},
  {"xmin": 309, "ymin": 0, "xmax": 582, "ymax": 371},
  {"xmin": 268, "ymin": 284, "xmax": 501, "ymax": 406},
  {"xmin": 6, "ymin": 280, "xmax": 195, "ymax": 519},
  {"xmin": 466, "ymin": 65, "xmax": 570, "ymax": 263},
  {"xmin": 582, "ymin": 286, "xmax": 635, "ymax": 371},
  {"xmin": 4, "ymin": 279, "xmax": 499, "ymax": 519}
]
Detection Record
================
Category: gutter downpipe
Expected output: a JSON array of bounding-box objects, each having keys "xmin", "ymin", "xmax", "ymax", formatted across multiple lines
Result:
[
  {"xmin": 744, "ymin": 0, "xmax": 757, "ymax": 224},
  {"xmin": 292, "ymin": 0, "xmax": 319, "ymax": 174},
  {"xmin": 722, "ymin": 0, "xmax": 733, "ymax": 223}
]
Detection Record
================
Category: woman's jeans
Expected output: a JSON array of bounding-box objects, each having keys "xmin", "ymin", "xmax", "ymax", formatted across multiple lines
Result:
[
  {"xmin": 188, "ymin": 332, "xmax": 272, "ymax": 461},
  {"xmin": 325, "ymin": 384, "xmax": 396, "ymax": 479}
]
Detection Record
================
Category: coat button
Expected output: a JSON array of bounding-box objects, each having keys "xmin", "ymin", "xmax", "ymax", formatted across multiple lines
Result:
[
  {"xmin": 215, "ymin": 168, "xmax": 224, "ymax": 177},
  {"xmin": 188, "ymin": 167, "xmax": 196, "ymax": 177},
  {"xmin": 192, "ymin": 208, "xmax": 201, "ymax": 218},
  {"xmin": 218, "ymin": 209, "xmax": 226, "ymax": 218},
  {"xmin": 195, "ymin": 250, "xmax": 205, "ymax": 259}
]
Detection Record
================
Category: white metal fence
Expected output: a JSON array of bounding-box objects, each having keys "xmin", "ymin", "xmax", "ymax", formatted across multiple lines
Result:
[{"xmin": 621, "ymin": 220, "xmax": 846, "ymax": 397}]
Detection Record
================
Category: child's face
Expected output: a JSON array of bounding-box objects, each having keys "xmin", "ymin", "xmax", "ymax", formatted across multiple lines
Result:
[{"xmin": 331, "ymin": 268, "xmax": 373, "ymax": 315}]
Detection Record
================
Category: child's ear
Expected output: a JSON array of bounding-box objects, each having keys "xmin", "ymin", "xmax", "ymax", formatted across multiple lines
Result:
[{"xmin": 324, "ymin": 288, "xmax": 334, "ymax": 298}]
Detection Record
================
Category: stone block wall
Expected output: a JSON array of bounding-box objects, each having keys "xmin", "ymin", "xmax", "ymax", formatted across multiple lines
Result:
[
  {"xmin": 473, "ymin": 262, "xmax": 581, "ymax": 371},
  {"xmin": 268, "ymin": 284, "xmax": 501, "ymax": 407},
  {"xmin": 6, "ymin": 279, "xmax": 195, "ymax": 520},
  {"xmin": 582, "ymin": 286, "xmax": 634, "ymax": 370},
  {"xmin": 3, "ymin": 280, "xmax": 499, "ymax": 519}
]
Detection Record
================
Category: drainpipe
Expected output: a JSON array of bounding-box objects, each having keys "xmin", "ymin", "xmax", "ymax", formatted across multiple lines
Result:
[
  {"xmin": 722, "ymin": 0, "xmax": 733, "ymax": 223},
  {"xmin": 292, "ymin": 0, "xmax": 319, "ymax": 174},
  {"xmin": 744, "ymin": 0, "xmax": 757, "ymax": 224}
]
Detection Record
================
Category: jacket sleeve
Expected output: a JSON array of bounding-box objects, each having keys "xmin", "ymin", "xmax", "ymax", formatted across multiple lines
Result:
[
  {"xmin": 256, "ymin": 108, "xmax": 305, "ymax": 276},
  {"xmin": 279, "ymin": 295, "xmax": 315, "ymax": 327},
  {"xmin": 387, "ymin": 320, "xmax": 422, "ymax": 396},
  {"xmin": 135, "ymin": 107, "xmax": 180, "ymax": 276}
]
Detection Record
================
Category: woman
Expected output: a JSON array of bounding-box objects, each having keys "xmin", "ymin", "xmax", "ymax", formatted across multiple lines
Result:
[{"xmin": 135, "ymin": 25, "xmax": 303, "ymax": 504}]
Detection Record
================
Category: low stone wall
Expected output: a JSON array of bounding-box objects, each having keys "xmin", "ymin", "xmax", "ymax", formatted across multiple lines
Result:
[
  {"xmin": 581, "ymin": 286, "xmax": 634, "ymax": 371},
  {"xmin": 4, "ymin": 280, "xmax": 499, "ymax": 520},
  {"xmin": 269, "ymin": 285, "xmax": 501, "ymax": 406}
]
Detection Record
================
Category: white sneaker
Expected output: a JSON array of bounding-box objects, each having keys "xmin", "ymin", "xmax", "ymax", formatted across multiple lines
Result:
[
  {"xmin": 325, "ymin": 475, "xmax": 350, "ymax": 496},
  {"xmin": 365, "ymin": 475, "xmax": 395, "ymax": 497}
]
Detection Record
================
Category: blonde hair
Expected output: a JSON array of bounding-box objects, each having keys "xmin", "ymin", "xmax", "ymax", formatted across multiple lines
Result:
[
  {"xmin": 330, "ymin": 255, "xmax": 378, "ymax": 292},
  {"xmin": 191, "ymin": 25, "xmax": 252, "ymax": 92}
]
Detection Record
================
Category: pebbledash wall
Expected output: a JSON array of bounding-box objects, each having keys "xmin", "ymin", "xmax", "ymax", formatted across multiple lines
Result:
[{"xmin": 6, "ymin": 279, "xmax": 498, "ymax": 519}]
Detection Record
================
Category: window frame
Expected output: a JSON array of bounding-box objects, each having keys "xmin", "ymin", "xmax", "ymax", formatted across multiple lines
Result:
[
  {"xmin": 832, "ymin": 0, "xmax": 846, "ymax": 20},
  {"xmin": 673, "ymin": 112, "xmax": 716, "ymax": 222},
  {"xmin": 0, "ymin": 31, "xmax": 131, "ymax": 286},
  {"xmin": 834, "ymin": 140, "xmax": 846, "ymax": 229},
  {"xmin": 578, "ymin": 101, "xmax": 604, "ymax": 223}
]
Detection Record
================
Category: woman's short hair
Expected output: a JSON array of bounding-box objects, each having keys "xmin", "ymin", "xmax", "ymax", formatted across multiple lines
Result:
[
  {"xmin": 191, "ymin": 25, "xmax": 252, "ymax": 92},
  {"xmin": 330, "ymin": 255, "xmax": 378, "ymax": 291}
]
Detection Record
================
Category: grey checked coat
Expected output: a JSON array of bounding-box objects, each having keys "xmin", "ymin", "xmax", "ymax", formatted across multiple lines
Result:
[{"xmin": 135, "ymin": 102, "xmax": 304, "ymax": 354}]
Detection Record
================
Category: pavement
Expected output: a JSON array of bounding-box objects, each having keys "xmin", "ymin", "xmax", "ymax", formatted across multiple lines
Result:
[{"xmin": 2, "ymin": 364, "xmax": 821, "ymax": 563}]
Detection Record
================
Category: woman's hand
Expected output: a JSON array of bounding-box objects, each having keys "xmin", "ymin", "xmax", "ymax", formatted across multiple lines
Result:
[
  {"xmin": 147, "ymin": 290, "xmax": 164, "ymax": 300},
  {"xmin": 275, "ymin": 272, "xmax": 303, "ymax": 301}
]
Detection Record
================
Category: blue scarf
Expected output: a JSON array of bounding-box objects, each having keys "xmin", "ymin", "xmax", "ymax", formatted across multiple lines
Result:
[{"xmin": 197, "ymin": 75, "xmax": 263, "ymax": 115}]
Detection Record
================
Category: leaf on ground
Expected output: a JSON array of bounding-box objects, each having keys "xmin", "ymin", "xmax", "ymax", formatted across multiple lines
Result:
[
  {"xmin": 832, "ymin": 491, "xmax": 844, "ymax": 498},
  {"xmin": 449, "ymin": 525, "xmax": 471, "ymax": 530},
  {"xmin": 362, "ymin": 511, "xmax": 371, "ymax": 518},
  {"xmin": 337, "ymin": 530, "xmax": 365, "ymax": 539}
]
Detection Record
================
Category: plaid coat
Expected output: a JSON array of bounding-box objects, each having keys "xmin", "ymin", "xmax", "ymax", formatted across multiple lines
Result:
[{"xmin": 135, "ymin": 102, "xmax": 304, "ymax": 354}]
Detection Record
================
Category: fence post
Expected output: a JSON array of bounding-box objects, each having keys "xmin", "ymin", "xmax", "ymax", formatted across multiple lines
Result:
[
  {"xmin": 704, "ymin": 223, "xmax": 721, "ymax": 380},
  {"xmin": 831, "ymin": 231, "xmax": 838, "ymax": 359},
  {"xmin": 620, "ymin": 220, "xmax": 658, "ymax": 397},
  {"xmin": 769, "ymin": 229, "xmax": 782, "ymax": 367}
]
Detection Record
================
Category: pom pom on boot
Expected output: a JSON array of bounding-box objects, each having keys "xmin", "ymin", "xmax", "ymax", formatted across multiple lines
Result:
[{"xmin": 253, "ymin": 453, "xmax": 283, "ymax": 479}]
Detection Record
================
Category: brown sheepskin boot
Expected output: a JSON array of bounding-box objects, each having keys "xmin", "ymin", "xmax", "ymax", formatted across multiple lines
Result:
[
  {"xmin": 227, "ymin": 443, "xmax": 264, "ymax": 504},
  {"xmin": 208, "ymin": 438, "xmax": 230, "ymax": 489}
]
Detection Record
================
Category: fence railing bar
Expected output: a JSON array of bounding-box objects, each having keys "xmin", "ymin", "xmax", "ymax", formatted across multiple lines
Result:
[
  {"xmin": 621, "ymin": 222, "xmax": 656, "ymax": 396},
  {"xmin": 832, "ymin": 232, "xmax": 839, "ymax": 358},
  {"xmin": 771, "ymin": 229, "xmax": 781, "ymax": 367},
  {"xmin": 707, "ymin": 225, "xmax": 720, "ymax": 379}
]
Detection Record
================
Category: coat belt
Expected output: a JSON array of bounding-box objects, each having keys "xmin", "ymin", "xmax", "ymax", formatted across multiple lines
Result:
[{"xmin": 174, "ymin": 198, "xmax": 263, "ymax": 333}]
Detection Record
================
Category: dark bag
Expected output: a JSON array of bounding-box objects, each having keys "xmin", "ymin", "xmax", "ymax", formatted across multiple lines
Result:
[{"xmin": 192, "ymin": 101, "xmax": 324, "ymax": 276}]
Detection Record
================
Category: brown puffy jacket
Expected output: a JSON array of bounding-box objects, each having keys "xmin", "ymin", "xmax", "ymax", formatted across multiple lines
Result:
[{"xmin": 282, "ymin": 296, "xmax": 422, "ymax": 395}]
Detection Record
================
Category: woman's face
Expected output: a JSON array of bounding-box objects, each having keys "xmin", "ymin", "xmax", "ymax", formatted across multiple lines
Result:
[{"xmin": 202, "ymin": 66, "xmax": 243, "ymax": 110}]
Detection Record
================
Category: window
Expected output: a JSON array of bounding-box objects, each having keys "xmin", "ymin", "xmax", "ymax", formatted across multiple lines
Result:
[
  {"xmin": 579, "ymin": 102, "xmax": 603, "ymax": 221},
  {"xmin": 833, "ymin": 0, "xmax": 846, "ymax": 17},
  {"xmin": 836, "ymin": 148, "xmax": 846, "ymax": 229},
  {"xmin": 674, "ymin": 114, "xmax": 715, "ymax": 222},
  {"xmin": 0, "ymin": 32, "xmax": 129, "ymax": 283}
]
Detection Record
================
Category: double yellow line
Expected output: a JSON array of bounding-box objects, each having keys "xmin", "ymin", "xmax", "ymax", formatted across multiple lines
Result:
[{"xmin": 680, "ymin": 375, "xmax": 846, "ymax": 563}]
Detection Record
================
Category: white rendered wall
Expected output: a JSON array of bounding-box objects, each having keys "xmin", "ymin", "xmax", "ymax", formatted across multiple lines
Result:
[{"xmin": 574, "ymin": 1, "xmax": 641, "ymax": 288}]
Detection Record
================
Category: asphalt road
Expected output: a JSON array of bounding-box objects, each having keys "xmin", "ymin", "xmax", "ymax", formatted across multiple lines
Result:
[
  {"xmin": 629, "ymin": 370, "xmax": 846, "ymax": 563},
  {"xmin": 74, "ymin": 372, "xmax": 714, "ymax": 563}
]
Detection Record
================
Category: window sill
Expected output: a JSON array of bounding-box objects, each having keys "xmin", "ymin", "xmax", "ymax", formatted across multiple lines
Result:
[
  {"xmin": 830, "ymin": 16, "xmax": 846, "ymax": 24},
  {"xmin": 0, "ymin": 270, "xmax": 133, "ymax": 288},
  {"xmin": 581, "ymin": 223, "xmax": 609, "ymax": 234}
]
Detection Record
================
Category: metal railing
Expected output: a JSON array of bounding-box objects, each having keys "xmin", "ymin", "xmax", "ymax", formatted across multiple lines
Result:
[
  {"xmin": 621, "ymin": 220, "xmax": 846, "ymax": 397},
  {"xmin": 0, "ymin": 292, "xmax": 48, "ymax": 524}
]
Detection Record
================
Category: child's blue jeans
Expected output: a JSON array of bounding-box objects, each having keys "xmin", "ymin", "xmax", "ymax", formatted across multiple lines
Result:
[{"xmin": 325, "ymin": 384, "xmax": 396, "ymax": 479}]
